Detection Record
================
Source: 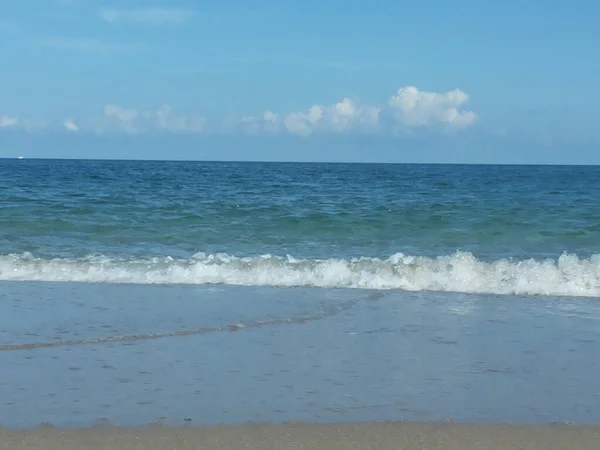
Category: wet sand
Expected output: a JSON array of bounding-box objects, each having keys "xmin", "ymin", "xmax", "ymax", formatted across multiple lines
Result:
[{"xmin": 1, "ymin": 422, "xmax": 599, "ymax": 450}]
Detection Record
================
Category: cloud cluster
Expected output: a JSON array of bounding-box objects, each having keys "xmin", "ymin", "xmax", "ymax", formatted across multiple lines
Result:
[
  {"xmin": 2, "ymin": 86, "xmax": 477, "ymax": 137},
  {"xmin": 284, "ymin": 98, "xmax": 380, "ymax": 136},
  {"xmin": 235, "ymin": 98, "xmax": 380, "ymax": 136},
  {"xmin": 100, "ymin": 8, "xmax": 193, "ymax": 25},
  {"xmin": 388, "ymin": 86, "xmax": 477, "ymax": 129},
  {"xmin": 231, "ymin": 86, "xmax": 475, "ymax": 136}
]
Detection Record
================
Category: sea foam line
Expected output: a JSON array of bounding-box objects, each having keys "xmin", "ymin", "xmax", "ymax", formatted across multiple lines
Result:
[{"xmin": 1, "ymin": 251, "xmax": 600, "ymax": 297}]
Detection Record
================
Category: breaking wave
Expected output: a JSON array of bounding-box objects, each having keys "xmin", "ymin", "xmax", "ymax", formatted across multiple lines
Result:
[{"xmin": 1, "ymin": 251, "xmax": 600, "ymax": 298}]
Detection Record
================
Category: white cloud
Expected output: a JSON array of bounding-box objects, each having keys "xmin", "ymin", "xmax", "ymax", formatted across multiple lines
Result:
[
  {"xmin": 330, "ymin": 98, "xmax": 380, "ymax": 132},
  {"xmin": 388, "ymin": 86, "xmax": 477, "ymax": 129},
  {"xmin": 101, "ymin": 104, "xmax": 205, "ymax": 134},
  {"xmin": 283, "ymin": 98, "xmax": 380, "ymax": 136},
  {"xmin": 0, "ymin": 115, "xmax": 18, "ymax": 128},
  {"xmin": 63, "ymin": 119, "xmax": 79, "ymax": 132},
  {"xmin": 100, "ymin": 8, "xmax": 193, "ymax": 25}
]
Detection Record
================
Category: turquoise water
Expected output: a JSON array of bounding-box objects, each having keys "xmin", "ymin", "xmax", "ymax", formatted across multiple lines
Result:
[{"xmin": 1, "ymin": 160, "xmax": 600, "ymax": 296}]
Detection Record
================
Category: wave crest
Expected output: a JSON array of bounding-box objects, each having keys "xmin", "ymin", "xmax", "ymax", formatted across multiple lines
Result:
[{"xmin": 1, "ymin": 251, "xmax": 599, "ymax": 297}]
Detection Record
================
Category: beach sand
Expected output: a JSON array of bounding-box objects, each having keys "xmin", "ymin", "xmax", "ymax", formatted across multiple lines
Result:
[{"xmin": 1, "ymin": 422, "xmax": 599, "ymax": 450}]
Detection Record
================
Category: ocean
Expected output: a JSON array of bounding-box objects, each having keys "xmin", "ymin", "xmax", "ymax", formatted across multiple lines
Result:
[{"xmin": 1, "ymin": 159, "xmax": 600, "ymax": 427}]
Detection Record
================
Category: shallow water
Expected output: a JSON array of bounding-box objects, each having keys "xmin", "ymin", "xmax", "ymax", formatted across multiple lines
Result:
[{"xmin": 1, "ymin": 282, "xmax": 599, "ymax": 428}]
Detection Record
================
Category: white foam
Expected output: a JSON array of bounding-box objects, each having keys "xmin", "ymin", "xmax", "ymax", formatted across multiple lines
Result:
[{"xmin": 1, "ymin": 251, "xmax": 599, "ymax": 297}]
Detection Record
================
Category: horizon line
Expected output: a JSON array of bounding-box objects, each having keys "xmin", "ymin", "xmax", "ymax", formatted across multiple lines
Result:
[{"xmin": 1, "ymin": 157, "xmax": 599, "ymax": 167}]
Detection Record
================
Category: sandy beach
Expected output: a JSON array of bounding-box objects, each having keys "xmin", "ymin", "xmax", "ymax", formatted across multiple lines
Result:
[{"xmin": 2, "ymin": 422, "xmax": 600, "ymax": 450}]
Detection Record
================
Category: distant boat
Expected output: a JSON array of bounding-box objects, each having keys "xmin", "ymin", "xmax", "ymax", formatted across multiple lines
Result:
[{"xmin": 17, "ymin": 156, "xmax": 24, "ymax": 160}]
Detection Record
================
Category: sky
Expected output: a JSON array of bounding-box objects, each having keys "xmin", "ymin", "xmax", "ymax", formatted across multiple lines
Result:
[{"xmin": 1, "ymin": 0, "xmax": 599, "ymax": 163}]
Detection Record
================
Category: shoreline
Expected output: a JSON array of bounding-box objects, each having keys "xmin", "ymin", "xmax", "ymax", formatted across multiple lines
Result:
[{"xmin": 2, "ymin": 422, "xmax": 600, "ymax": 450}]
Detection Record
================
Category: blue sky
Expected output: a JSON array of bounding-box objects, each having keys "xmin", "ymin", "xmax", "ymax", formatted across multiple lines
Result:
[{"xmin": 1, "ymin": 0, "xmax": 599, "ymax": 163}]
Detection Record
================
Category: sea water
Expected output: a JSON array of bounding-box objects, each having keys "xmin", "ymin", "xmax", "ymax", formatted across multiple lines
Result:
[{"xmin": 1, "ymin": 160, "xmax": 599, "ymax": 427}]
